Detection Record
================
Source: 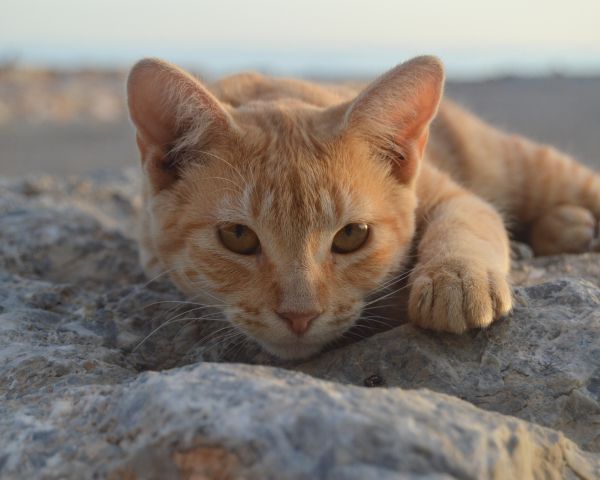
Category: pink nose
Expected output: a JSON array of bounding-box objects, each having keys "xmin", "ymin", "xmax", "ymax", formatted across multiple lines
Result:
[{"xmin": 276, "ymin": 310, "xmax": 321, "ymax": 335}]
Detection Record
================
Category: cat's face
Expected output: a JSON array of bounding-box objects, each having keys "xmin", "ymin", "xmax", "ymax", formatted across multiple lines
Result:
[
  {"xmin": 147, "ymin": 123, "xmax": 417, "ymax": 358},
  {"xmin": 128, "ymin": 57, "xmax": 443, "ymax": 359}
]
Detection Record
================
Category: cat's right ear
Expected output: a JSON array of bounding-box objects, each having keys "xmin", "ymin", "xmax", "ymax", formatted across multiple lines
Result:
[
  {"xmin": 338, "ymin": 56, "xmax": 445, "ymax": 185},
  {"xmin": 127, "ymin": 58, "xmax": 234, "ymax": 191}
]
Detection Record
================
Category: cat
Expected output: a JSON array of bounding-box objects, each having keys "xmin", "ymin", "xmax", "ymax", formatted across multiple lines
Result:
[{"xmin": 127, "ymin": 56, "xmax": 600, "ymax": 359}]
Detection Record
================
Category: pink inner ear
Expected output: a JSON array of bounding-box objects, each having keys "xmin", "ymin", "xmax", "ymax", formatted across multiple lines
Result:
[
  {"xmin": 390, "ymin": 85, "xmax": 439, "ymax": 151},
  {"xmin": 343, "ymin": 56, "xmax": 444, "ymax": 183},
  {"xmin": 348, "ymin": 56, "xmax": 444, "ymax": 134},
  {"xmin": 127, "ymin": 58, "xmax": 231, "ymax": 152},
  {"xmin": 128, "ymin": 62, "xmax": 178, "ymax": 150},
  {"xmin": 127, "ymin": 58, "xmax": 235, "ymax": 192},
  {"xmin": 131, "ymin": 94, "xmax": 177, "ymax": 149}
]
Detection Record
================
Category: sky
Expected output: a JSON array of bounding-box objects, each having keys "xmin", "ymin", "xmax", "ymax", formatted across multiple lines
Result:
[{"xmin": 2, "ymin": 0, "xmax": 600, "ymax": 78}]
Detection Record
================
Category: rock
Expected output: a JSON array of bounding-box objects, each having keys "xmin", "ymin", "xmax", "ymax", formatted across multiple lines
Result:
[
  {"xmin": 511, "ymin": 251, "xmax": 600, "ymax": 288},
  {"xmin": 1, "ymin": 171, "xmax": 599, "ymax": 479},
  {"xmin": 296, "ymin": 279, "xmax": 600, "ymax": 452},
  {"xmin": 2, "ymin": 363, "xmax": 598, "ymax": 479}
]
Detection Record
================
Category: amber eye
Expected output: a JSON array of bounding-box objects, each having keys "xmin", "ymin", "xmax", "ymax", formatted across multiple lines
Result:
[
  {"xmin": 218, "ymin": 224, "xmax": 260, "ymax": 255},
  {"xmin": 332, "ymin": 223, "xmax": 369, "ymax": 253}
]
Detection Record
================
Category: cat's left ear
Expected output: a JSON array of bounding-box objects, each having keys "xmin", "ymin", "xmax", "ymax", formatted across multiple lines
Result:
[
  {"xmin": 342, "ymin": 56, "xmax": 444, "ymax": 184},
  {"xmin": 127, "ymin": 58, "xmax": 235, "ymax": 191}
]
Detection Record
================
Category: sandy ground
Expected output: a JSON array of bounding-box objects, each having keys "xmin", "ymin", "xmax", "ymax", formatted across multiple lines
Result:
[{"xmin": 0, "ymin": 72, "xmax": 598, "ymax": 177}]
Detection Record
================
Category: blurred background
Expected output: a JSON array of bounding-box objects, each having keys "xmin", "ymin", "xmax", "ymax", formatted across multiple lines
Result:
[{"xmin": 1, "ymin": 0, "xmax": 599, "ymax": 177}]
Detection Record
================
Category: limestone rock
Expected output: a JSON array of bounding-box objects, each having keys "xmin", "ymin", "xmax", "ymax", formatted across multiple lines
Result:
[
  {"xmin": 2, "ymin": 363, "xmax": 598, "ymax": 479},
  {"xmin": 1, "ymin": 171, "xmax": 599, "ymax": 479},
  {"xmin": 296, "ymin": 279, "xmax": 600, "ymax": 452}
]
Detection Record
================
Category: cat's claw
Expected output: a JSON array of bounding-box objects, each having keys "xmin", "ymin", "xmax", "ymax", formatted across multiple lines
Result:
[{"xmin": 408, "ymin": 257, "xmax": 512, "ymax": 333}]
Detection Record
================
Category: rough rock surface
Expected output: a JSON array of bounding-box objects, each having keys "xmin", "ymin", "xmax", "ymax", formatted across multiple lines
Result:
[{"xmin": 1, "ymin": 171, "xmax": 599, "ymax": 479}]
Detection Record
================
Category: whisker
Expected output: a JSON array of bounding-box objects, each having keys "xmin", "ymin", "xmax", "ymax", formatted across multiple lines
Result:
[
  {"xmin": 161, "ymin": 305, "xmax": 223, "ymax": 325},
  {"xmin": 171, "ymin": 319, "xmax": 197, "ymax": 341},
  {"xmin": 367, "ymin": 271, "xmax": 413, "ymax": 297},
  {"xmin": 193, "ymin": 329, "xmax": 247, "ymax": 358},
  {"xmin": 363, "ymin": 282, "xmax": 411, "ymax": 308},
  {"xmin": 357, "ymin": 317, "xmax": 395, "ymax": 328},
  {"xmin": 142, "ymin": 300, "xmax": 228, "ymax": 309},
  {"xmin": 141, "ymin": 266, "xmax": 179, "ymax": 289},
  {"xmin": 132, "ymin": 315, "xmax": 228, "ymax": 352},
  {"xmin": 375, "ymin": 273, "xmax": 408, "ymax": 289},
  {"xmin": 229, "ymin": 336, "xmax": 255, "ymax": 361},
  {"xmin": 180, "ymin": 281, "xmax": 228, "ymax": 308},
  {"xmin": 361, "ymin": 302, "xmax": 400, "ymax": 311},
  {"xmin": 164, "ymin": 291, "xmax": 216, "ymax": 318},
  {"xmin": 200, "ymin": 323, "xmax": 237, "ymax": 339},
  {"xmin": 370, "ymin": 271, "xmax": 414, "ymax": 294},
  {"xmin": 351, "ymin": 324, "xmax": 385, "ymax": 333},
  {"xmin": 342, "ymin": 330, "xmax": 369, "ymax": 341}
]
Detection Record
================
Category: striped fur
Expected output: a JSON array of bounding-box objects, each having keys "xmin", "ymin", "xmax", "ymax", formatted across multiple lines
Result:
[{"xmin": 128, "ymin": 57, "xmax": 600, "ymax": 359}]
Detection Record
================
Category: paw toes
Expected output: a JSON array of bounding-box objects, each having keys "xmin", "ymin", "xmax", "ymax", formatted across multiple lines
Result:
[
  {"xmin": 488, "ymin": 270, "xmax": 513, "ymax": 319},
  {"xmin": 432, "ymin": 271, "xmax": 465, "ymax": 332},
  {"xmin": 408, "ymin": 274, "xmax": 434, "ymax": 328},
  {"xmin": 460, "ymin": 271, "xmax": 494, "ymax": 329},
  {"xmin": 408, "ymin": 261, "xmax": 512, "ymax": 334}
]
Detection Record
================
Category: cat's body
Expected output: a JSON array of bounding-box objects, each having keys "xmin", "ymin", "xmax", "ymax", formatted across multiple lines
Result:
[{"xmin": 128, "ymin": 57, "xmax": 600, "ymax": 359}]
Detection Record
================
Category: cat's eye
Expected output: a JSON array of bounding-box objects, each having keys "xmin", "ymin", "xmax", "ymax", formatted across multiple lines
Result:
[
  {"xmin": 332, "ymin": 223, "xmax": 370, "ymax": 253},
  {"xmin": 218, "ymin": 224, "xmax": 260, "ymax": 255}
]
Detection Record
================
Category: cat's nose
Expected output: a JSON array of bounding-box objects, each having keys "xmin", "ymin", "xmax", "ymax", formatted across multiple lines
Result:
[{"xmin": 276, "ymin": 310, "xmax": 321, "ymax": 335}]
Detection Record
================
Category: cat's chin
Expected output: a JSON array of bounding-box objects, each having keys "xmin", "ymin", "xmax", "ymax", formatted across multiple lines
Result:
[{"xmin": 258, "ymin": 340, "xmax": 325, "ymax": 360}]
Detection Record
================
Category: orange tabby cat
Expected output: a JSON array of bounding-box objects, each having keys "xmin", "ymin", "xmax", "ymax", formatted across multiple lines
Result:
[{"xmin": 127, "ymin": 56, "xmax": 600, "ymax": 359}]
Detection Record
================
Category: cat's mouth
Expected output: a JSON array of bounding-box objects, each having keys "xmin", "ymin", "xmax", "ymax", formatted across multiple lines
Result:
[
  {"xmin": 256, "ymin": 338, "xmax": 326, "ymax": 360},
  {"xmin": 228, "ymin": 311, "xmax": 360, "ymax": 360}
]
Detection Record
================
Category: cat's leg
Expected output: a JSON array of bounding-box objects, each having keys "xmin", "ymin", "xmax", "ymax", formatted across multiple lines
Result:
[
  {"xmin": 504, "ymin": 140, "xmax": 600, "ymax": 256},
  {"xmin": 487, "ymin": 139, "xmax": 600, "ymax": 256},
  {"xmin": 513, "ymin": 145, "xmax": 600, "ymax": 256},
  {"xmin": 431, "ymin": 101, "xmax": 600, "ymax": 257},
  {"xmin": 408, "ymin": 164, "xmax": 513, "ymax": 332}
]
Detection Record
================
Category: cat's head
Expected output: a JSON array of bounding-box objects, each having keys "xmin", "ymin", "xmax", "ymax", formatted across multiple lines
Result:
[{"xmin": 127, "ymin": 57, "xmax": 444, "ymax": 359}]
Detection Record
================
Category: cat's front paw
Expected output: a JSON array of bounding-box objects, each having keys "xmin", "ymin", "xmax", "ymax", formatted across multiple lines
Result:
[{"xmin": 408, "ymin": 257, "xmax": 512, "ymax": 333}]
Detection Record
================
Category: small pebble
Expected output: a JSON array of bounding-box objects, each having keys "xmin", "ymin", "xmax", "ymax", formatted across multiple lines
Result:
[{"xmin": 363, "ymin": 374, "xmax": 387, "ymax": 388}]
